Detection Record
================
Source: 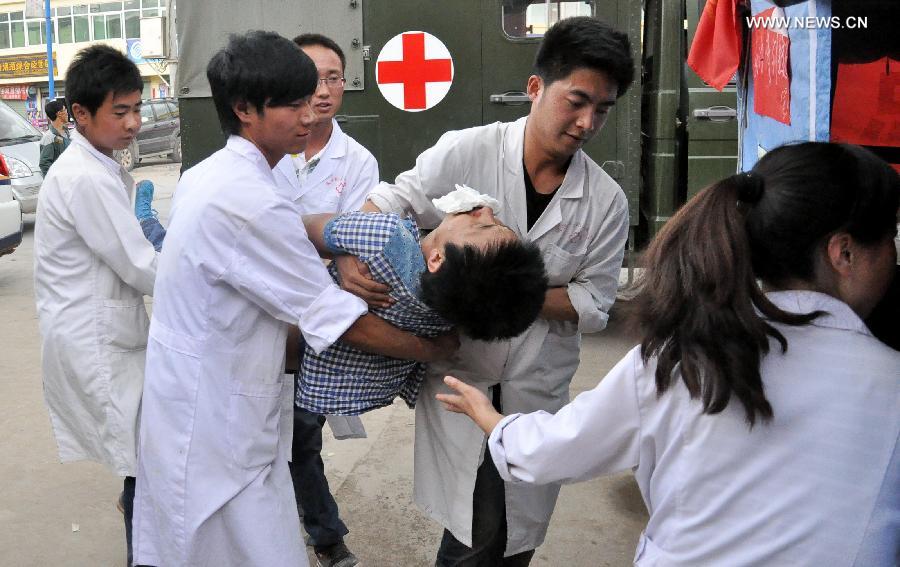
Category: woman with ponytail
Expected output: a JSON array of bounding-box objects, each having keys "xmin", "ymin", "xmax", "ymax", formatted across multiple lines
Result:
[{"xmin": 437, "ymin": 142, "xmax": 899, "ymax": 566}]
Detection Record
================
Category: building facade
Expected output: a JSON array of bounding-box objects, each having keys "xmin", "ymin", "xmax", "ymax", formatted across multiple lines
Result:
[{"xmin": 0, "ymin": 0, "xmax": 170, "ymax": 126}]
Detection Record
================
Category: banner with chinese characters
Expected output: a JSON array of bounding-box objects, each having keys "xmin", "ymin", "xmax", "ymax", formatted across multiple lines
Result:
[
  {"xmin": 0, "ymin": 53, "xmax": 56, "ymax": 79},
  {"xmin": 0, "ymin": 85, "xmax": 28, "ymax": 100}
]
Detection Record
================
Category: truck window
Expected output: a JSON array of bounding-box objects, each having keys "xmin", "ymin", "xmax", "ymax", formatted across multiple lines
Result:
[{"xmin": 502, "ymin": 0, "xmax": 594, "ymax": 39}]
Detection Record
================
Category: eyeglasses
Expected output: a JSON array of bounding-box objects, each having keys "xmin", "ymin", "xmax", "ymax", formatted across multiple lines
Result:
[{"xmin": 317, "ymin": 76, "xmax": 346, "ymax": 89}]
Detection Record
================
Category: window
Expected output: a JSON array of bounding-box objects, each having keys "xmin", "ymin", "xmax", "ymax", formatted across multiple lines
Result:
[
  {"xmin": 74, "ymin": 15, "xmax": 89, "ymax": 42},
  {"xmin": 107, "ymin": 13, "xmax": 122, "ymax": 38},
  {"xmin": 153, "ymin": 102, "xmax": 174, "ymax": 120},
  {"xmin": 92, "ymin": 15, "xmax": 105, "ymax": 39},
  {"xmin": 124, "ymin": 10, "xmax": 139, "ymax": 38},
  {"xmin": 140, "ymin": 103, "xmax": 154, "ymax": 123},
  {"xmin": 92, "ymin": 2, "xmax": 123, "ymax": 13},
  {"xmin": 0, "ymin": 13, "xmax": 8, "ymax": 49},
  {"xmin": 26, "ymin": 20, "xmax": 42, "ymax": 45},
  {"xmin": 58, "ymin": 15, "xmax": 73, "ymax": 43},
  {"xmin": 502, "ymin": 0, "xmax": 594, "ymax": 39},
  {"xmin": 10, "ymin": 12, "xmax": 24, "ymax": 48}
]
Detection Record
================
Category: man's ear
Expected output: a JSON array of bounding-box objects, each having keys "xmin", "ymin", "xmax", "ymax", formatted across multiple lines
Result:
[
  {"xmin": 426, "ymin": 248, "xmax": 444, "ymax": 273},
  {"xmin": 526, "ymin": 75, "xmax": 543, "ymax": 102},
  {"xmin": 232, "ymin": 100, "xmax": 255, "ymax": 127},
  {"xmin": 69, "ymin": 102, "xmax": 90, "ymax": 127},
  {"xmin": 825, "ymin": 232, "xmax": 854, "ymax": 278}
]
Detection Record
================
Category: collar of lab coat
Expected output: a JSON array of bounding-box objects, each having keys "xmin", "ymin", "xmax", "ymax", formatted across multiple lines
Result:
[
  {"xmin": 70, "ymin": 129, "xmax": 125, "ymax": 178},
  {"xmin": 765, "ymin": 290, "xmax": 872, "ymax": 337},
  {"xmin": 299, "ymin": 120, "xmax": 348, "ymax": 194},
  {"xmin": 225, "ymin": 135, "xmax": 278, "ymax": 183},
  {"xmin": 502, "ymin": 116, "xmax": 586, "ymax": 241}
]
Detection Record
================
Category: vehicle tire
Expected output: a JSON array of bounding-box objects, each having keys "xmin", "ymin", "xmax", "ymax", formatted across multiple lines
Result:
[
  {"xmin": 116, "ymin": 141, "xmax": 138, "ymax": 171},
  {"xmin": 169, "ymin": 136, "xmax": 182, "ymax": 163}
]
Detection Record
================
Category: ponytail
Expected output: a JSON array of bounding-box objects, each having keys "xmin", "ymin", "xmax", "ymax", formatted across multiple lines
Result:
[{"xmin": 632, "ymin": 173, "xmax": 817, "ymax": 427}]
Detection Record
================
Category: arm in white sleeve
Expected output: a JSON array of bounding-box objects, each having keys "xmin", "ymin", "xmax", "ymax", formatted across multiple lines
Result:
[
  {"xmin": 488, "ymin": 347, "xmax": 642, "ymax": 485},
  {"xmin": 566, "ymin": 191, "xmax": 629, "ymax": 333},
  {"xmin": 223, "ymin": 196, "xmax": 367, "ymax": 353},
  {"xmin": 68, "ymin": 171, "xmax": 157, "ymax": 296}
]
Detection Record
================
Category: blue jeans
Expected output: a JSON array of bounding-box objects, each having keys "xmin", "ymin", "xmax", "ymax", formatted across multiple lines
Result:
[
  {"xmin": 290, "ymin": 380, "xmax": 348, "ymax": 549},
  {"xmin": 435, "ymin": 387, "xmax": 535, "ymax": 567},
  {"xmin": 140, "ymin": 217, "xmax": 166, "ymax": 252}
]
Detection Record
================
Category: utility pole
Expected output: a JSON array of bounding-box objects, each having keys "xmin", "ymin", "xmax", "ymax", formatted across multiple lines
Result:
[{"xmin": 44, "ymin": 0, "xmax": 54, "ymax": 98}]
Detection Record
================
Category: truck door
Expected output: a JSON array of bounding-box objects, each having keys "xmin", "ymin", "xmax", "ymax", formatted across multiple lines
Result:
[
  {"xmin": 340, "ymin": 0, "xmax": 484, "ymax": 181},
  {"xmin": 481, "ymin": 0, "xmax": 642, "ymax": 228},
  {"xmin": 684, "ymin": 0, "xmax": 739, "ymax": 198}
]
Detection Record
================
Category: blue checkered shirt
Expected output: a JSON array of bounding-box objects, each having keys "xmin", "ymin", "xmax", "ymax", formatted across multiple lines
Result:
[{"xmin": 296, "ymin": 212, "xmax": 452, "ymax": 415}]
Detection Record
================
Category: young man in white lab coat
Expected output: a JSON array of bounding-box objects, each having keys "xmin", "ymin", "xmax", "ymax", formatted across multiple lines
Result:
[
  {"xmin": 33, "ymin": 45, "xmax": 154, "ymax": 566},
  {"xmin": 131, "ymin": 31, "xmax": 455, "ymax": 567},
  {"xmin": 351, "ymin": 17, "xmax": 635, "ymax": 566},
  {"xmin": 270, "ymin": 33, "xmax": 379, "ymax": 567}
]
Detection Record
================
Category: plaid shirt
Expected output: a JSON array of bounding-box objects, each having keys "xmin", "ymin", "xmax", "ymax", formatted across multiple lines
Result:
[{"xmin": 297, "ymin": 212, "xmax": 451, "ymax": 415}]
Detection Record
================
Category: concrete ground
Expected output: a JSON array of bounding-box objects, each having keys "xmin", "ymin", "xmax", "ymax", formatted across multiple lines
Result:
[{"xmin": 0, "ymin": 158, "xmax": 647, "ymax": 566}]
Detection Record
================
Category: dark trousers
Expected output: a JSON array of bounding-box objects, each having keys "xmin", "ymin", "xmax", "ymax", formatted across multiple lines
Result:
[
  {"xmin": 435, "ymin": 388, "xmax": 535, "ymax": 567},
  {"xmin": 123, "ymin": 475, "xmax": 136, "ymax": 567},
  {"xmin": 289, "ymin": 402, "xmax": 348, "ymax": 548}
]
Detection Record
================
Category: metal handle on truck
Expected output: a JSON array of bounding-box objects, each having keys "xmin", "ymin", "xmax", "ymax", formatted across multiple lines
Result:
[
  {"xmin": 489, "ymin": 92, "xmax": 531, "ymax": 105},
  {"xmin": 693, "ymin": 106, "xmax": 737, "ymax": 121}
]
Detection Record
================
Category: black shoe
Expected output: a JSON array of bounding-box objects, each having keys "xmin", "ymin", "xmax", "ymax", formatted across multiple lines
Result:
[{"xmin": 314, "ymin": 542, "xmax": 360, "ymax": 567}]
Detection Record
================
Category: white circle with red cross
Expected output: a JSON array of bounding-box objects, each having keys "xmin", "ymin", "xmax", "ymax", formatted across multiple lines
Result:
[{"xmin": 375, "ymin": 31, "xmax": 454, "ymax": 112}]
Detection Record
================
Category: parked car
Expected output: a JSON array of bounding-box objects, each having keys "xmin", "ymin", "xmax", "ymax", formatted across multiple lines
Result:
[
  {"xmin": 0, "ymin": 100, "xmax": 44, "ymax": 214},
  {"xmin": 0, "ymin": 154, "xmax": 23, "ymax": 256},
  {"xmin": 116, "ymin": 97, "xmax": 181, "ymax": 171}
]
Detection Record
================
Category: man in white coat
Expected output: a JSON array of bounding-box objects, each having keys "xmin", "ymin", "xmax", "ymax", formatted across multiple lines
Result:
[
  {"xmin": 353, "ymin": 17, "xmax": 635, "ymax": 565},
  {"xmin": 33, "ymin": 45, "xmax": 154, "ymax": 566},
  {"xmin": 132, "ymin": 32, "xmax": 455, "ymax": 567},
  {"xmin": 271, "ymin": 33, "xmax": 378, "ymax": 567}
]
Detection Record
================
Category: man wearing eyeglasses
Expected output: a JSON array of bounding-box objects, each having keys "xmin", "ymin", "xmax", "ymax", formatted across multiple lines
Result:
[
  {"xmin": 272, "ymin": 33, "xmax": 378, "ymax": 567},
  {"xmin": 275, "ymin": 34, "xmax": 378, "ymax": 215}
]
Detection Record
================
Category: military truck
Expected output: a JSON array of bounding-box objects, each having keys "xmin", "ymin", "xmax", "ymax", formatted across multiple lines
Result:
[{"xmin": 170, "ymin": 0, "xmax": 739, "ymax": 247}]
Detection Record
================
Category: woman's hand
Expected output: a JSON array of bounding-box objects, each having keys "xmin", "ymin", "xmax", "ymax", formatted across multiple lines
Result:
[
  {"xmin": 333, "ymin": 255, "xmax": 394, "ymax": 309},
  {"xmin": 436, "ymin": 376, "xmax": 504, "ymax": 434}
]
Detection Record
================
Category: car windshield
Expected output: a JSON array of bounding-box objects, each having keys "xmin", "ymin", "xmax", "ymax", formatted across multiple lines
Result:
[{"xmin": 0, "ymin": 103, "xmax": 42, "ymax": 146}]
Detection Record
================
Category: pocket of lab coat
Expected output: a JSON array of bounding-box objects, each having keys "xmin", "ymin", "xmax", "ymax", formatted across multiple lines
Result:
[
  {"xmin": 227, "ymin": 377, "xmax": 284, "ymax": 470},
  {"xmin": 99, "ymin": 299, "xmax": 150, "ymax": 352},
  {"xmin": 542, "ymin": 244, "xmax": 585, "ymax": 287}
]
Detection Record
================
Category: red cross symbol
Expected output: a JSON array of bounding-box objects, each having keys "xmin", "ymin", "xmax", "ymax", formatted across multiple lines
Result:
[{"xmin": 377, "ymin": 33, "xmax": 453, "ymax": 110}]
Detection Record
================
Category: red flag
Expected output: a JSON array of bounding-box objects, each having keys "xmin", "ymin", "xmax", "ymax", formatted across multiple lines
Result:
[
  {"xmin": 687, "ymin": 0, "xmax": 743, "ymax": 91},
  {"xmin": 752, "ymin": 8, "xmax": 791, "ymax": 124}
]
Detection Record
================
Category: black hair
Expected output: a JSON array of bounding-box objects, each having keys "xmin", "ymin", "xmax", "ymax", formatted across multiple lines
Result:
[
  {"xmin": 293, "ymin": 33, "xmax": 346, "ymax": 71},
  {"xmin": 632, "ymin": 142, "xmax": 899, "ymax": 427},
  {"xmin": 207, "ymin": 31, "xmax": 318, "ymax": 135},
  {"xmin": 534, "ymin": 16, "xmax": 634, "ymax": 97},
  {"xmin": 44, "ymin": 99, "xmax": 65, "ymax": 121},
  {"xmin": 420, "ymin": 240, "xmax": 548, "ymax": 341},
  {"xmin": 65, "ymin": 45, "xmax": 142, "ymax": 116}
]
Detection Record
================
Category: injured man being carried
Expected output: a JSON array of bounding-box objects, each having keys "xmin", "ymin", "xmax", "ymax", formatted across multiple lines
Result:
[{"xmin": 299, "ymin": 187, "xmax": 548, "ymax": 415}]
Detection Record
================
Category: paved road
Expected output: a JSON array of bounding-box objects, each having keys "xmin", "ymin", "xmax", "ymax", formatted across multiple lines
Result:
[{"xmin": 0, "ymin": 159, "xmax": 647, "ymax": 566}]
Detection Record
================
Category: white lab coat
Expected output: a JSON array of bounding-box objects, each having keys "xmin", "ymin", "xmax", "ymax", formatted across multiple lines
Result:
[
  {"xmin": 273, "ymin": 120, "xmax": 379, "ymax": 440},
  {"xmin": 274, "ymin": 119, "xmax": 378, "ymax": 214},
  {"xmin": 132, "ymin": 136, "xmax": 367, "ymax": 567},
  {"xmin": 33, "ymin": 129, "xmax": 157, "ymax": 477},
  {"xmin": 489, "ymin": 291, "xmax": 900, "ymax": 566},
  {"xmin": 367, "ymin": 117, "xmax": 630, "ymax": 554}
]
